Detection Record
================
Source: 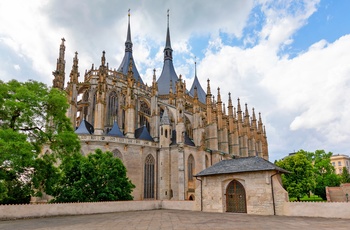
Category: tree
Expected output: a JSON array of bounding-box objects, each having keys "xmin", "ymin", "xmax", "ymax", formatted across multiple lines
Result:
[
  {"xmin": 302, "ymin": 150, "xmax": 340, "ymax": 200},
  {"xmin": 340, "ymin": 167, "xmax": 350, "ymax": 183},
  {"xmin": 53, "ymin": 149, "xmax": 135, "ymax": 202},
  {"xmin": 276, "ymin": 152, "xmax": 315, "ymax": 200},
  {"xmin": 0, "ymin": 80, "xmax": 80, "ymax": 204}
]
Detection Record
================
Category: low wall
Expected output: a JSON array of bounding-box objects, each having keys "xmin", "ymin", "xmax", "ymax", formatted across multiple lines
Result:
[
  {"xmin": 282, "ymin": 201, "xmax": 350, "ymax": 219},
  {"xmin": 2, "ymin": 200, "xmax": 349, "ymax": 220},
  {"xmin": 0, "ymin": 200, "xmax": 195, "ymax": 220}
]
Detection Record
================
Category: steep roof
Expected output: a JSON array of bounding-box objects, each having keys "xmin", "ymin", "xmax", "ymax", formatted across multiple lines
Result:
[
  {"xmin": 195, "ymin": 156, "xmax": 289, "ymax": 177},
  {"xmin": 75, "ymin": 119, "xmax": 94, "ymax": 134},
  {"xmin": 189, "ymin": 75, "xmax": 206, "ymax": 104},
  {"xmin": 117, "ymin": 12, "xmax": 144, "ymax": 84},
  {"xmin": 157, "ymin": 11, "xmax": 178, "ymax": 95},
  {"xmin": 135, "ymin": 126, "xmax": 154, "ymax": 141},
  {"xmin": 160, "ymin": 108, "xmax": 170, "ymax": 125},
  {"xmin": 108, "ymin": 122, "xmax": 124, "ymax": 137}
]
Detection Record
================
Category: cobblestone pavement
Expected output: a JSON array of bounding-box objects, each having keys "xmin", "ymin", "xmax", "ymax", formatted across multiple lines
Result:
[{"xmin": 0, "ymin": 209, "xmax": 349, "ymax": 230}]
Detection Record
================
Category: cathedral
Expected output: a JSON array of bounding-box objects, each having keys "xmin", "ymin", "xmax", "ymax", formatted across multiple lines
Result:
[{"xmin": 52, "ymin": 12, "xmax": 268, "ymax": 201}]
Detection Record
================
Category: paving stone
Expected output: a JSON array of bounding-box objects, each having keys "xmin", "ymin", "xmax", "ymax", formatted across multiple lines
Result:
[{"xmin": 0, "ymin": 210, "xmax": 349, "ymax": 230}]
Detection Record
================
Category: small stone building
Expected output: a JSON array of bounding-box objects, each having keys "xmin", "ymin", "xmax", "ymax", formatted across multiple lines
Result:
[{"xmin": 195, "ymin": 156, "xmax": 289, "ymax": 215}]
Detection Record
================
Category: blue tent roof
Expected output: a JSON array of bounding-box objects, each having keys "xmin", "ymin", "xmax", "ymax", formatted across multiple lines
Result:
[
  {"xmin": 135, "ymin": 126, "xmax": 154, "ymax": 141},
  {"xmin": 75, "ymin": 119, "xmax": 94, "ymax": 134},
  {"xmin": 108, "ymin": 122, "xmax": 124, "ymax": 137}
]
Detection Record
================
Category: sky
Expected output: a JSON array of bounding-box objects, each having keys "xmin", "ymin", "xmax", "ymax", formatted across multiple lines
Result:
[{"xmin": 1, "ymin": 0, "xmax": 350, "ymax": 161}]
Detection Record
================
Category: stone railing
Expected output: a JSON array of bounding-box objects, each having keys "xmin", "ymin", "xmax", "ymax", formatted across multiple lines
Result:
[{"xmin": 79, "ymin": 135, "xmax": 159, "ymax": 147}]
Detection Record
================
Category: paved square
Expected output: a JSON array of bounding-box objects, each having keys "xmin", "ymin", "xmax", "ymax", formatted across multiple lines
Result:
[{"xmin": 0, "ymin": 210, "xmax": 348, "ymax": 230}]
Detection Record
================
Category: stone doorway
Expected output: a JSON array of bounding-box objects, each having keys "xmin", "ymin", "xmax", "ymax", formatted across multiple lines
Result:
[{"xmin": 226, "ymin": 180, "xmax": 246, "ymax": 213}]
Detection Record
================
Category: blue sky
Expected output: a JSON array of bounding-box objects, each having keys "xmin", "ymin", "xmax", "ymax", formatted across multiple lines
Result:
[{"xmin": 1, "ymin": 0, "xmax": 350, "ymax": 161}]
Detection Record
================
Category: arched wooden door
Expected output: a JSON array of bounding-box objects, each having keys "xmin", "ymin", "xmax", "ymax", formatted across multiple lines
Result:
[{"xmin": 226, "ymin": 180, "xmax": 247, "ymax": 213}]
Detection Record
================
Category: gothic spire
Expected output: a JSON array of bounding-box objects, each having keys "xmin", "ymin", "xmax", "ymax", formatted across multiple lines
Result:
[
  {"xmin": 189, "ymin": 60, "xmax": 206, "ymax": 104},
  {"xmin": 69, "ymin": 51, "xmax": 79, "ymax": 84},
  {"xmin": 165, "ymin": 9, "xmax": 172, "ymax": 54},
  {"xmin": 157, "ymin": 9, "xmax": 179, "ymax": 95},
  {"xmin": 117, "ymin": 10, "xmax": 143, "ymax": 84},
  {"xmin": 52, "ymin": 38, "xmax": 66, "ymax": 90},
  {"xmin": 126, "ymin": 9, "xmax": 132, "ymax": 52}
]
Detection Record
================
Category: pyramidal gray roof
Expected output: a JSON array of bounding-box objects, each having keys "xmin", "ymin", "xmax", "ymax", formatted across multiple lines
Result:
[
  {"xmin": 195, "ymin": 156, "xmax": 289, "ymax": 177},
  {"xmin": 117, "ymin": 12, "xmax": 144, "ymax": 84},
  {"xmin": 75, "ymin": 119, "xmax": 94, "ymax": 134},
  {"xmin": 108, "ymin": 122, "xmax": 124, "ymax": 137},
  {"xmin": 189, "ymin": 74, "xmax": 206, "ymax": 104},
  {"xmin": 160, "ymin": 108, "xmax": 170, "ymax": 125},
  {"xmin": 135, "ymin": 126, "xmax": 154, "ymax": 141},
  {"xmin": 157, "ymin": 11, "xmax": 178, "ymax": 95}
]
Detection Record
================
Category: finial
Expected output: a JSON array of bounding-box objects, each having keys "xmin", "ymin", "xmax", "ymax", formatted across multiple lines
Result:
[
  {"xmin": 194, "ymin": 57, "xmax": 197, "ymax": 77},
  {"xmin": 153, "ymin": 68, "xmax": 156, "ymax": 82},
  {"xmin": 128, "ymin": 9, "xmax": 130, "ymax": 17},
  {"xmin": 167, "ymin": 9, "xmax": 170, "ymax": 27},
  {"xmin": 61, "ymin": 37, "xmax": 65, "ymax": 44}
]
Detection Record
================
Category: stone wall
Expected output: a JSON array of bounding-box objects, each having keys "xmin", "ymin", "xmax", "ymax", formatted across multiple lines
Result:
[
  {"xmin": 2, "ymin": 200, "xmax": 350, "ymax": 220},
  {"xmin": 326, "ymin": 183, "xmax": 350, "ymax": 202},
  {"xmin": 282, "ymin": 201, "xmax": 350, "ymax": 219},
  {"xmin": 0, "ymin": 200, "xmax": 195, "ymax": 220}
]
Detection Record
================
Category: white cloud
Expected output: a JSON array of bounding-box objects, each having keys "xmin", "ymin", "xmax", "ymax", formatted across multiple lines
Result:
[{"xmin": 1, "ymin": 0, "xmax": 350, "ymax": 162}]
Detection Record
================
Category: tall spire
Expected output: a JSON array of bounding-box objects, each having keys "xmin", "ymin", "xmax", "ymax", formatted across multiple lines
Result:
[
  {"xmin": 53, "ymin": 38, "xmax": 66, "ymax": 90},
  {"xmin": 157, "ymin": 9, "xmax": 179, "ymax": 95},
  {"xmin": 189, "ymin": 59, "xmax": 206, "ymax": 104},
  {"xmin": 125, "ymin": 9, "xmax": 132, "ymax": 52},
  {"xmin": 165, "ymin": 9, "xmax": 172, "ymax": 54},
  {"xmin": 117, "ymin": 9, "xmax": 143, "ymax": 84},
  {"xmin": 69, "ymin": 51, "xmax": 79, "ymax": 84}
]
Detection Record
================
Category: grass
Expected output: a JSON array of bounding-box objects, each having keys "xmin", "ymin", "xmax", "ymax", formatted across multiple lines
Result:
[{"xmin": 289, "ymin": 195, "xmax": 325, "ymax": 202}]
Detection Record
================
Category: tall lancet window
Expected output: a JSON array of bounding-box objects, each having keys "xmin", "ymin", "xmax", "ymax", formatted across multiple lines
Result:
[
  {"xmin": 91, "ymin": 92, "xmax": 97, "ymax": 126},
  {"xmin": 188, "ymin": 154, "xmax": 195, "ymax": 181},
  {"xmin": 139, "ymin": 100, "xmax": 150, "ymax": 132},
  {"xmin": 107, "ymin": 91, "xmax": 118, "ymax": 127},
  {"xmin": 82, "ymin": 91, "xmax": 89, "ymax": 120},
  {"xmin": 185, "ymin": 116, "xmax": 193, "ymax": 140},
  {"xmin": 121, "ymin": 95, "xmax": 126, "ymax": 131},
  {"xmin": 144, "ymin": 154, "xmax": 155, "ymax": 199}
]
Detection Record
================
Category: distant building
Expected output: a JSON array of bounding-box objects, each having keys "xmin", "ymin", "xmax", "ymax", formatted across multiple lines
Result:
[
  {"xmin": 49, "ymin": 11, "xmax": 269, "ymax": 202},
  {"xmin": 331, "ymin": 154, "xmax": 350, "ymax": 174}
]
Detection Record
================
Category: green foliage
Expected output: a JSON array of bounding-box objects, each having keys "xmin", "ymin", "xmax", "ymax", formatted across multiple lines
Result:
[
  {"xmin": 53, "ymin": 149, "xmax": 135, "ymax": 203},
  {"xmin": 277, "ymin": 149, "xmax": 341, "ymax": 201},
  {"xmin": 0, "ymin": 80, "xmax": 80, "ymax": 204},
  {"xmin": 276, "ymin": 152, "xmax": 315, "ymax": 200},
  {"xmin": 340, "ymin": 167, "xmax": 350, "ymax": 183},
  {"xmin": 309, "ymin": 150, "xmax": 340, "ymax": 200}
]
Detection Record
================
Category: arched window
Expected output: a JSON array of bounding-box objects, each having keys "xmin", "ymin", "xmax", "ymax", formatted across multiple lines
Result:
[
  {"xmin": 121, "ymin": 95, "xmax": 126, "ymax": 131},
  {"xmin": 185, "ymin": 116, "xmax": 193, "ymax": 140},
  {"xmin": 139, "ymin": 100, "xmax": 150, "ymax": 132},
  {"xmin": 91, "ymin": 92, "xmax": 97, "ymax": 126},
  {"xmin": 112, "ymin": 148, "xmax": 123, "ymax": 161},
  {"xmin": 107, "ymin": 91, "xmax": 118, "ymax": 127},
  {"xmin": 82, "ymin": 91, "xmax": 89, "ymax": 120},
  {"xmin": 188, "ymin": 154, "xmax": 195, "ymax": 181},
  {"xmin": 144, "ymin": 154, "xmax": 155, "ymax": 199}
]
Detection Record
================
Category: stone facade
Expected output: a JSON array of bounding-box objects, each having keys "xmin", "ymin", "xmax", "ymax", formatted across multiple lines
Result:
[
  {"xmin": 195, "ymin": 171, "xmax": 288, "ymax": 215},
  {"xmin": 51, "ymin": 12, "xmax": 269, "ymax": 201}
]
